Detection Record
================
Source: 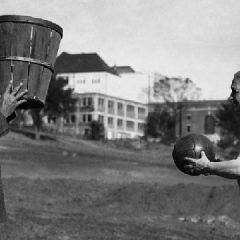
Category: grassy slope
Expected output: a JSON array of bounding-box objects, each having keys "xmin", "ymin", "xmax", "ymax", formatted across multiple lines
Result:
[
  {"xmin": 0, "ymin": 132, "xmax": 234, "ymax": 186},
  {"xmin": 0, "ymin": 132, "xmax": 239, "ymax": 239}
]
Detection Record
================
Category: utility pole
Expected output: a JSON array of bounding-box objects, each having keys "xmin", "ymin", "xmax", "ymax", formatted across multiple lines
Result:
[{"xmin": 147, "ymin": 73, "xmax": 151, "ymax": 114}]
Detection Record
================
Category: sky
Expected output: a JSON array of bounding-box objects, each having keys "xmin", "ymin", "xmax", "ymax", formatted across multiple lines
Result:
[{"xmin": 1, "ymin": 0, "xmax": 240, "ymax": 100}]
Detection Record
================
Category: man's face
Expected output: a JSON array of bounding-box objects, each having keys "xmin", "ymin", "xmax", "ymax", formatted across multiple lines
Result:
[{"xmin": 230, "ymin": 76, "xmax": 240, "ymax": 105}]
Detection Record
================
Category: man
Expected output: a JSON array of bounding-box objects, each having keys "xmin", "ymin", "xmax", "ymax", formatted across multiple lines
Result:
[
  {"xmin": 0, "ymin": 80, "xmax": 27, "ymax": 222},
  {"xmin": 185, "ymin": 71, "xmax": 240, "ymax": 179}
]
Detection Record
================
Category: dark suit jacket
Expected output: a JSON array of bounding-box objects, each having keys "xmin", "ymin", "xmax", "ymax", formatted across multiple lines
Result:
[
  {"xmin": 0, "ymin": 112, "xmax": 9, "ymax": 137},
  {"xmin": 0, "ymin": 112, "xmax": 9, "ymax": 222}
]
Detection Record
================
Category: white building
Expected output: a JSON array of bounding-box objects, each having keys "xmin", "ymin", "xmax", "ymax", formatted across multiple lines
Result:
[
  {"xmin": 71, "ymin": 92, "xmax": 148, "ymax": 139},
  {"xmin": 55, "ymin": 52, "xmax": 161, "ymax": 104},
  {"xmin": 54, "ymin": 52, "xmax": 149, "ymax": 138}
]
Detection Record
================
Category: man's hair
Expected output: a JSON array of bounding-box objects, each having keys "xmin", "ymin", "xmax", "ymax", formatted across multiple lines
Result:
[{"xmin": 234, "ymin": 71, "xmax": 240, "ymax": 78}]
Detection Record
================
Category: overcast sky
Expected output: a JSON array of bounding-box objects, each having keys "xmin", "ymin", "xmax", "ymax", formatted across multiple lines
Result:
[{"xmin": 1, "ymin": 0, "xmax": 240, "ymax": 100}]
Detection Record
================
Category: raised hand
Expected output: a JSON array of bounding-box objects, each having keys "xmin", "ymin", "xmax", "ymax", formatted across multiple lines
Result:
[{"xmin": 0, "ymin": 80, "xmax": 28, "ymax": 118}]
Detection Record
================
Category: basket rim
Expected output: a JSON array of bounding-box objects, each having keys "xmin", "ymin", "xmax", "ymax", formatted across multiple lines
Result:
[{"xmin": 0, "ymin": 15, "xmax": 63, "ymax": 38}]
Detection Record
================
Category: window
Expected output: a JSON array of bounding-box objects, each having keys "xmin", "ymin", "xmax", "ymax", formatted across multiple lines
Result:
[
  {"xmin": 117, "ymin": 119, "xmax": 123, "ymax": 128},
  {"xmin": 138, "ymin": 107, "xmax": 146, "ymax": 119},
  {"xmin": 98, "ymin": 115, "xmax": 104, "ymax": 123},
  {"xmin": 77, "ymin": 79, "xmax": 85, "ymax": 84},
  {"xmin": 108, "ymin": 100, "xmax": 115, "ymax": 114},
  {"xmin": 88, "ymin": 114, "xmax": 92, "ymax": 122},
  {"xmin": 92, "ymin": 79, "xmax": 100, "ymax": 84},
  {"xmin": 186, "ymin": 114, "xmax": 191, "ymax": 120},
  {"xmin": 127, "ymin": 105, "xmax": 135, "ymax": 118},
  {"xmin": 127, "ymin": 105, "xmax": 134, "ymax": 112},
  {"xmin": 187, "ymin": 125, "xmax": 191, "ymax": 132},
  {"xmin": 117, "ymin": 102, "xmax": 124, "ymax": 116},
  {"xmin": 204, "ymin": 114, "xmax": 215, "ymax": 134},
  {"xmin": 108, "ymin": 117, "xmax": 114, "ymax": 127},
  {"xmin": 82, "ymin": 114, "xmax": 86, "ymax": 123},
  {"xmin": 82, "ymin": 98, "xmax": 87, "ymax": 106},
  {"xmin": 81, "ymin": 97, "xmax": 93, "ymax": 107},
  {"xmin": 108, "ymin": 100, "xmax": 114, "ymax": 108},
  {"xmin": 98, "ymin": 98, "xmax": 105, "ymax": 112},
  {"xmin": 118, "ymin": 103, "xmax": 123, "ymax": 111},
  {"xmin": 126, "ymin": 120, "xmax": 134, "ymax": 130},
  {"xmin": 71, "ymin": 115, "xmax": 76, "ymax": 123},
  {"xmin": 98, "ymin": 98, "xmax": 104, "ymax": 106},
  {"xmin": 88, "ymin": 97, "xmax": 92, "ymax": 106},
  {"xmin": 138, "ymin": 123, "xmax": 144, "ymax": 132}
]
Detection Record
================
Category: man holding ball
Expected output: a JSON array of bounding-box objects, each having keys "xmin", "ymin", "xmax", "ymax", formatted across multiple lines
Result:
[{"xmin": 185, "ymin": 71, "xmax": 240, "ymax": 180}]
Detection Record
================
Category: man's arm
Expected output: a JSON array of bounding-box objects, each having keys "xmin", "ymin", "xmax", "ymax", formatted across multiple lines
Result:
[
  {"xmin": 0, "ymin": 80, "xmax": 28, "ymax": 222},
  {"xmin": 0, "ymin": 112, "xmax": 9, "ymax": 137},
  {"xmin": 207, "ymin": 158, "xmax": 240, "ymax": 179},
  {"xmin": 184, "ymin": 152, "xmax": 240, "ymax": 179}
]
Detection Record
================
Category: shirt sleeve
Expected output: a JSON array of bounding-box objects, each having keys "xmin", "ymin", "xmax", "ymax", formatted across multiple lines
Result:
[{"xmin": 0, "ymin": 112, "xmax": 9, "ymax": 137}]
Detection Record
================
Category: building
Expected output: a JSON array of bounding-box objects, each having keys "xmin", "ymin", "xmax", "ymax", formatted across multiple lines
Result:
[
  {"xmin": 55, "ymin": 52, "xmax": 155, "ymax": 104},
  {"xmin": 54, "ymin": 52, "xmax": 226, "ymax": 141},
  {"xmin": 55, "ymin": 52, "xmax": 148, "ymax": 139},
  {"xmin": 63, "ymin": 92, "xmax": 147, "ymax": 139},
  {"xmin": 149, "ymin": 100, "xmax": 226, "ymax": 142},
  {"xmin": 175, "ymin": 100, "xmax": 226, "ymax": 138}
]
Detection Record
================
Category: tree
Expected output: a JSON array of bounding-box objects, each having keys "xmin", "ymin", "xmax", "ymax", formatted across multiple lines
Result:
[
  {"xmin": 45, "ymin": 76, "xmax": 77, "ymax": 119},
  {"xmin": 153, "ymin": 75, "xmax": 202, "ymax": 103},
  {"xmin": 30, "ymin": 75, "xmax": 77, "ymax": 139},
  {"xmin": 152, "ymin": 75, "xmax": 202, "ymax": 137},
  {"xmin": 30, "ymin": 108, "xmax": 43, "ymax": 140},
  {"xmin": 145, "ymin": 106, "xmax": 176, "ymax": 143},
  {"xmin": 90, "ymin": 120, "xmax": 105, "ymax": 140},
  {"xmin": 216, "ymin": 101, "xmax": 240, "ymax": 146}
]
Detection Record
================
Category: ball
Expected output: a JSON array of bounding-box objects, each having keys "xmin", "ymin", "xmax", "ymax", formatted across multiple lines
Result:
[{"xmin": 172, "ymin": 134, "xmax": 215, "ymax": 176}]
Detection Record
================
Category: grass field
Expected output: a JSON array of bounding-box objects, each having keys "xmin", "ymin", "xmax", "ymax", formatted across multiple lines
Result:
[{"xmin": 0, "ymin": 132, "xmax": 240, "ymax": 239}]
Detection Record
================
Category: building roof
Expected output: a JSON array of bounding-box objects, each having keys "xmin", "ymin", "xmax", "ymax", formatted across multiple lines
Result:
[
  {"xmin": 111, "ymin": 65, "xmax": 135, "ymax": 74},
  {"xmin": 149, "ymin": 100, "xmax": 227, "ymax": 109},
  {"xmin": 54, "ymin": 52, "xmax": 118, "ymax": 75}
]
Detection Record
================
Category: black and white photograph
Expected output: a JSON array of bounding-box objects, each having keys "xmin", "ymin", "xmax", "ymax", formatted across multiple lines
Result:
[{"xmin": 0, "ymin": 0, "xmax": 240, "ymax": 239}]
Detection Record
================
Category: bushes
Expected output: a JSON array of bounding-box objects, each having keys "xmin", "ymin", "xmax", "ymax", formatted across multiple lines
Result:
[
  {"xmin": 89, "ymin": 120, "xmax": 105, "ymax": 140},
  {"xmin": 145, "ymin": 108, "xmax": 176, "ymax": 144}
]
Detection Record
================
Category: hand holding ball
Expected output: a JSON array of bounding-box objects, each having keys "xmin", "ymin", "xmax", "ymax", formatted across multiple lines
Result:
[{"xmin": 172, "ymin": 134, "xmax": 215, "ymax": 176}]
